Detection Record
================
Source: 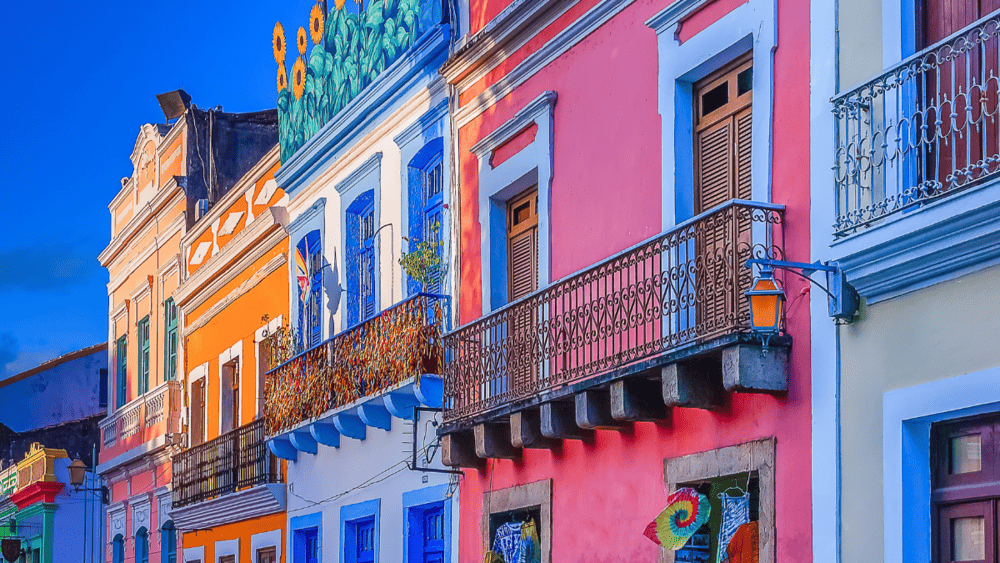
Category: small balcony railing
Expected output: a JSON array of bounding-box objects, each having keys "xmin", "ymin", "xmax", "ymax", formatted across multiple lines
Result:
[
  {"xmin": 833, "ymin": 13, "xmax": 1000, "ymax": 237},
  {"xmin": 442, "ymin": 200, "xmax": 784, "ymax": 424},
  {"xmin": 264, "ymin": 293, "xmax": 449, "ymax": 435},
  {"xmin": 171, "ymin": 418, "xmax": 280, "ymax": 509},
  {"xmin": 99, "ymin": 380, "xmax": 182, "ymax": 465}
]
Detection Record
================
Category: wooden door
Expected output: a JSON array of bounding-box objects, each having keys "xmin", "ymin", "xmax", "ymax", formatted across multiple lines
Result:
[
  {"xmin": 190, "ymin": 378, "xmax": 205, "ymax": 447},
  {"xmin": 507, "ymin": 188, "xmax": 539, "ymax": 397},
  {"xmin": 693, "ymin": 54, "xmax": 753, "ymax": 333}
]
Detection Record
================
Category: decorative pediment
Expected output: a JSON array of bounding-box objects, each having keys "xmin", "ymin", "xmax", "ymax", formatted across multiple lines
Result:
[{"xmin": 129, "ymin": 124, "xmax": 165, "ymax": 190}]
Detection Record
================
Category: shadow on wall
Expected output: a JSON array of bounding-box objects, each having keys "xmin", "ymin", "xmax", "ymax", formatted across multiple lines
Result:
[{"xmin": 326, "ymin": 246, "xmax": 342, "ymax": 337}]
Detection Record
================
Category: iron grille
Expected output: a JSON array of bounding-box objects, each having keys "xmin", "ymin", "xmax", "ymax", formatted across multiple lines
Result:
[
  {"xmin": 442, "ymin": 200, "xmax": 783, "ymax": 423},
  {"xmin": 833, "ymin": 13, "xmax": 1000, "ymax": 237},
  {"xmin": 171, "ymin": 418, "xmax": 280, "ymax": 508}
]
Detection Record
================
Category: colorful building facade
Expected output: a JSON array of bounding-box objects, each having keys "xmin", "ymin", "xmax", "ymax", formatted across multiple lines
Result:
[
  {"xmin": 171, "ymin": 146, "xmax": 289, "ymax": 563},
  {"xmin": 438, "ymin": 0, "xmax": 812, "ymax": 561},
  {"xmin": 98, "ymin": 98, "xmax": 278, "ymax": 563},
  {"xmin": 263, "ymin": 2, "xmax": 461, "ymax": 562},
  {"xmin": 811, "ymin": 1, "xmax": 1000, "ymax": 562}
]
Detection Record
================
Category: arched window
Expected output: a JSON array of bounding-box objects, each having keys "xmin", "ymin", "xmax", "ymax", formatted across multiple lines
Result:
[
  {"xmin": 112, "ymin": 534, "xmax": 125, "ymax": 563},
  {"xmin": 161, "ymin": 521, "xmax": 177, "ymax": 563},
  {"xmin": 135, "ymin": 527, "xmax": 149, "ymax": 563}
]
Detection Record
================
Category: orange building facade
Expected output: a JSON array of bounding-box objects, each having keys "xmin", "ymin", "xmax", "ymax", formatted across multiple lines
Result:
[
  {"xmin": 171, "ymin": 146, "xmax": 289, "ymax": 563},
  {"xmin": 98, "ymin": 98, "xmax": 278, "ymax": 563}
]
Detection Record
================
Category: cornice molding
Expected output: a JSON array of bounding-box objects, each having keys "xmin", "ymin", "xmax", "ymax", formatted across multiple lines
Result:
[
  {"xmin": 182, "ymin": 145, "xmax": 280, "ymax": 249},
  {"xmin": 393, "ymin": 99, "xmax": 450, "ymax": 148},
  {"xmin": 175, "ymin": 207, "xmax": 289, "ymax": 310},
  {"xmin": 335, "ymin": 153, "xmax": 383, "ymax": 195},
  {"xmin": 287, "ymin": 198, "xmax": 327, "ymax": 235},
  {"xmin": 441, "ymin": 0, "xmax": 572, "ymax": 87},
  {"xmin": 454, "ymin": 0, "xmax": 635, "ymax": 128},
  {"xmin": 182, "ymin": 252, "xmax": 287, "ymax": 336},
  {"xmin": 646, "ymin": 0, "xmax": 712, "ymax": 35},
  {"xmin": 834, "ymin": 182, "xmax": 1000, "ymax": 303},
  {"xmin": 100, "ymin": 180, "xmax": 183, "ymax": 267},
  {"xmin": 469, "ymin": 91, "xmax": 557, "ymax": 157},
  {"xmin": 106, "ymin": 213, "xmax": 185, "ymax": 294}
]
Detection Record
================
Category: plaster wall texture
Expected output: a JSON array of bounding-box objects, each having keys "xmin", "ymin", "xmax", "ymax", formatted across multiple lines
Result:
[
  {"xmin": 284, "ymin": 421, "xmax": 457, "ymax": 563},
  {"xmin": 837, "ymin": 0, "xmax": 883, "ymax": 89},
  {"xmin": 838, "ymin": 263, "xmax": 1000, "ymax": 563},
  {"xmin": 50, "ymin": 458, "xmax": 105, "ymax": 563},
  {"xmin": 182, "ymin": 512, "xmax": 286, "ymax": 563},
  {"xmin": 453, "ymin": 0, "xmax": 813, "ymax": 560},
  {"xmin": 0, "ymin": 349, "xmax": 106, "ymax": 433}
]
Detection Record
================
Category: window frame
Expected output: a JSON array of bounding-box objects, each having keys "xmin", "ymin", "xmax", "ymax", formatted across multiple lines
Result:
[
  {"xmin": 341, "ymin": 499, "xmax": 380, "ymax": 563},
  {"xmin": 480, "ymin": 479, "xmax": 552, "ymax": 563},
  {"xmin": 112, "ymin": 534, "xmax": 125, "ymax": 563},
  {"xmin": 135, "ymin": 527, "xmax": 150, "ymax": 563},
  {"xmin": 164, "ymin": 298, "xmax": 178, "ymax": 381},
  {"xmin": 115, "ymin": 335, "xmax": 128, "ymax": 409},
  {"xmin": 137, "ymin": 315, "xmax": 150, "ymax": 394}
]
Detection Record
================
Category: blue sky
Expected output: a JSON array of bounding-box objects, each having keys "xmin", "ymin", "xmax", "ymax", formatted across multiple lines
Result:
[{"xmin": 0, "ymin": 0, "xmax": 310, "ymax": 379}]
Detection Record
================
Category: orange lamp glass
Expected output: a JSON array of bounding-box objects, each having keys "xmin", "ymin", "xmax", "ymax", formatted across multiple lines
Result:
[{"xmin": 746, "ymin": 271, "xmax": 785, "ymax": 335}]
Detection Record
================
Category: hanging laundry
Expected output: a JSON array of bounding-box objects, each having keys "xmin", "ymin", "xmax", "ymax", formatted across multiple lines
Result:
[
  {"xmin": 717, "ymin": 492, "xmax": 750, "ymax": 563},
  {"xmin": 722, "ymin": 522, "xmax": 759, "ymax": 563},
  {"xmin": 643, "ymin": 487, "xmax": 712, "ymax": 550},
  {"xmin": 519, "ymin": 518, "xmax": 541, "ymax": 563},
  {"xmin": 493, "ymin": 521, "xmax": 523, "ymax": 563}
]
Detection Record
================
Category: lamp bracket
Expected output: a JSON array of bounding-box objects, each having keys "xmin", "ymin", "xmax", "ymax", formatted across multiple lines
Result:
[{"xmin": 745, "ymin": 258, "xmax": 859, "ymax": 321}]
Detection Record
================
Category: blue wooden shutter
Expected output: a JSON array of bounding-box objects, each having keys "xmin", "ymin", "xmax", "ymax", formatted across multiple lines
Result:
[
  {"xmin": 138, "ymin": 317, "xmax": 150, "ymax": 394},
  {"xmin": 116, "ymin": 336, "xmax": 128, "ymax": 408},
  {"xmin": 422, "ymin": 157, "xmax": 444, "ymax": 294},
  {"xmin": 360, "ymin": 204, "xmax": 376, "ymax": 322},
  {"xmin": 422, "ymin": 506, "xmax": 445, "ymax": 563},
  {"xmin": 356, "ymin": 518, "xmax": 376, "ymax": 563},
  {"xmin": 164, "ymin": 299, "xmax": 178, "ymax": 381}
]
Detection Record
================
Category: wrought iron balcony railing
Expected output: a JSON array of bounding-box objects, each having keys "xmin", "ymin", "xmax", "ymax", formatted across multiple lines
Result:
[
  {"xmin": 171, "ymin": 418, "xmax": 280, "ymax": 509},
  {"xmin": 264, "ymin": 293, "xmax": 448, "ymax": 435},
  {"xmin": 833, "ymin": 13, "xmax": 1000, "ymax": 237},
  {"xmin": 442, "ymin": 200, "xmax": 784, "ymax": 424},
  {"xmin": 99, "ymin": 380, "xmax": 182, "ymax": 466}
]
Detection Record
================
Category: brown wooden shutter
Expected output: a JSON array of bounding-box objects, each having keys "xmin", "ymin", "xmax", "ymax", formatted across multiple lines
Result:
[
  {"xmin": 696, "ymin": 121, "xmax": 734, "ymax": 213},
  {"xmin": 508, "ymin": 188, "xmax": 539, "ymax": 302},
  {"xmin": 190, "ymin": 378, "xmax": 205, "ymax": 446}
]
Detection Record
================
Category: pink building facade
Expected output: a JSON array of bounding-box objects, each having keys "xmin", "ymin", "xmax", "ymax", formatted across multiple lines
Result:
[{"xmin": 439, "ymin": 0, "xmax": 813, "ymax": 561}]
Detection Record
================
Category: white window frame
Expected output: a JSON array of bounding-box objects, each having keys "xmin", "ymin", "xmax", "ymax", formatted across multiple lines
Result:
[
  {"xmin": 250, "ymin": 529, "xmax": 282, "ymax": 563},
  {"xmin": 471, "ymin": 90, "xmax": 556, "ymax": 314},
  {"xmin": 187, "ymin": 362, "xmax": 209, "ymax": 445},
  {"xmin": 215, "ymin": 539, "xmax": 239, "ymax": 563},
  {"xmin": 647, "ymin": 0, "xmax": 776, "ymax": 230}
]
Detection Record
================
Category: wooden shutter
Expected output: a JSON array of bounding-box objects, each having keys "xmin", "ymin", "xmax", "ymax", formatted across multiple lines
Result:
[
  {"xmin": 507, "ymin": 188, "xmax": 539, "ymax": 302},
  {"xmin": 190, "ymin": 378, "xmax": 205, "ymax": 446}
]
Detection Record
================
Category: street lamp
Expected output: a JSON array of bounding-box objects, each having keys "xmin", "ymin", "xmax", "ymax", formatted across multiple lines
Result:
[
  {"xmin": 745, "ymin": 264, "xmax": 785, "ymax": 348},
  {"xmin": 69, "ymin": 459, "xmax": 87, "ymax": 489}
]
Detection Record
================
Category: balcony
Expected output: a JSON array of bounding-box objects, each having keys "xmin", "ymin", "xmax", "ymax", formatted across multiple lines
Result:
[
  {"xmin": 170, "ymin": 418, "xmax": 284, "ymax": 530},
  {"xmin": 97, "ymin": 380, "xmax": 182, "ymax": 473},
  {"xmin": 264, "ymin": 293, "xmax": 449, "ymax": 460},
  {"xmin": 833, "ymin": 14, "xmax": 1000, "ymax": 238},
  {"xmin": 439, "ymin": 201, "xmax": 789, "ymax": 466}
]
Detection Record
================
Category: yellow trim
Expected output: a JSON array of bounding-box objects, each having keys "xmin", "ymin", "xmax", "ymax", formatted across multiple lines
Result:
[{"xmin": 16, "ymin": 443, "xmax": 68, "ymax": 488}]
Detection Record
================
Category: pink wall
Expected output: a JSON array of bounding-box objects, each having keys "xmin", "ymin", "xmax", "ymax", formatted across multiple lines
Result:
[{"xmin": 455, "ymin": 0, "xmax": 812, "ymax": 560}]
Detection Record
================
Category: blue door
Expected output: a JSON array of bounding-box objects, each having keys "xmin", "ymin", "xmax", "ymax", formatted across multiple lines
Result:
[{"xmin": 423, "ymin": 506, "xmax": 445, "ymax": 563}]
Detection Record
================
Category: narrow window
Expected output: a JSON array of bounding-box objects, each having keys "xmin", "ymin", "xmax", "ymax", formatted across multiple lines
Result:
[
  {"xmin": 164, "ymin": 298, "xmax": 178, "ymax": 381},
  {"xmin": 135, "ymin": 527, "xmax": 149, "ymax": 563},
  {"xmin": 160, "ymin": 521, "xmax": 176, "ymax": 563},
  {"xmin": 694, "ymin": 53, "xmax": 753, "ymax": 213},
  {"xmin": 190, "ymin": 378, "xmax": 205, "ymax": 446},
  {"xmin": 422, "ymin": 156, "xmax": 445, "ymax": 294},
  {"xmin": 295, "ymin": 230, "xmax": 324, "ymax": 348},
  {"xmin": 359, "ymin": 203, "xmax": 377, "ymax": 322},
  {"xmin": 507, "ymin": 188, "xmax": 539, "ymax": 302},
  {"xmin": 137, "ymin": 316, "xmax": 150, "ymax": 394},
  {"xmin": 115, "ymin": 335, "xmax": 128, "ymax": 409},
  {"xmin": 112, "ymin": 535, "xmax": 125, "ymax": 563},
  {"xmin": 220, "ymin": 359, "xmax": 239, "ymax": 434}
]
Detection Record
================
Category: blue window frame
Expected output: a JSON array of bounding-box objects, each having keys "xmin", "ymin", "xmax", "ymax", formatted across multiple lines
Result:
[
  {"xmin": 115, "ymin": 335, "xmax": 127, "ymax": 408},
  {"xmin": 160, "ymin": 521, "xmax": 176, "ymax": 563},
  {"xmin": 342, "ymin": 499, "xmax": 380, "ymax": 563},
  {"xmin": 403, "ymin": 486, "xmax": 450, "ymax": 563},
  {"xmin": 294, "ymin": 527, "xmax": 319, "ymax": 563},
  {"xmin": 295, "ymin": 230, "xmax": 324, "ymax": 348},
  {"xmin": 135, "ymin": 527, "xmax": 149, "ymax": 563},
  {"xmin": 112, "ymin": 534, "xmax": 124, "ymax": 563},
  {"xmin": 405, "ymin": 139, "xmax": 445, "ymax": 296},
  {"xmin": 346, "ymin": 191, "xmax": 377, "ymax": 327}
]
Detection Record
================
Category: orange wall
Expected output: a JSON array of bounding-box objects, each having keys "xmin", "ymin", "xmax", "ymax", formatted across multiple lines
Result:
[{"xmin": 182, "ymin": 512, "xmax": 286, "ymax": 563}]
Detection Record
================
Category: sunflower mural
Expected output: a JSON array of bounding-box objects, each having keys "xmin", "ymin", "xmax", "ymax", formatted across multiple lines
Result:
[
  {"xmin": 273, "ymin": 0, "xmax": 440, "ymax": 162},
  {"xmin": 277, "ymin": 66, "xmax": 288, "ymax": 92}
]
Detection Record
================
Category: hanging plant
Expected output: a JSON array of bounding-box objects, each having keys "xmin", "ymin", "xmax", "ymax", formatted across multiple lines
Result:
[{"xmin": 399, "ymin": 222, "xmax": 442, "ymax": 292}]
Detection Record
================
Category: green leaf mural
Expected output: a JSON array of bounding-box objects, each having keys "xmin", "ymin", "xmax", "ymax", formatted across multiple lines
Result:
[{"xmin": 276, "ymin": 0, "xmax": 440, "ymax": 162}]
